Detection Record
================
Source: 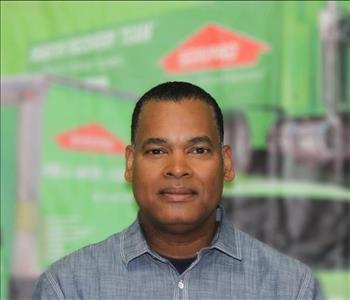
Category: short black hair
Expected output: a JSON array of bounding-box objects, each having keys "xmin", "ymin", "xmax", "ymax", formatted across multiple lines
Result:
[{"xmin": 131, "ymin": 81, "xmax": 224, "ymax": 145}]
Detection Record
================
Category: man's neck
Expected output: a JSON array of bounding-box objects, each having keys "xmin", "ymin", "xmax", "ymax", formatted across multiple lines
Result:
[{"xmin": 140, "ymin": 214, "xmax": 218, "ymax": 259}]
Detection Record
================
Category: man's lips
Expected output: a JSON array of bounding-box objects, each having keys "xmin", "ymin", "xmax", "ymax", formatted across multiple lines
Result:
[{"xmin": 158, "ymin": 187, "xmax": 197, "ymax": 201}]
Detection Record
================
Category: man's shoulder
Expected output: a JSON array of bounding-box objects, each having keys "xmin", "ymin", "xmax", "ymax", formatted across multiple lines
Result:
[
  {"xmin": 236, "ymin": 226, "xmax": 311, "ymax": 274},
  {"xmin": 31, "ymin": 226, "xmax": 133, "ymax": 299},
  {"xmin": 213, "ymin": 219, "xmax": 323, "ymax": 299},
  {"xmin": 220, "ymin": 217, "xmax": 309, "ymax": 272},
  {"xmin": 230, "ymin": 224, "xmax": 322, "ymax": 298},
  {"xmin": 44, "ymin": 224, "xmax": 131, "ymax": 277}
]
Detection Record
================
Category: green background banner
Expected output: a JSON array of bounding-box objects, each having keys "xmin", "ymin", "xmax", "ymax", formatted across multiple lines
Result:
[{"xmin": 1, "ymin": 1, "xmax": 349, "ymax": 299}]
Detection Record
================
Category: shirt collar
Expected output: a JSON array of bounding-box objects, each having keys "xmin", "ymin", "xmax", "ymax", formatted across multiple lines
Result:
[
  {"xmin": 209, "ymin": 207, "xmax": 242, "ymax": 261},
  {"xmin": 120, "ymin": 206, "xmax": 242, "ymax": 265},
  {"xmin": 120, "ymin": 216, "xmax": 150, "ymax": 265}
]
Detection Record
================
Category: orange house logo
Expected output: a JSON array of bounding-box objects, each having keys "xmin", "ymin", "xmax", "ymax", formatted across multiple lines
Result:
[
  {"xmin": 161, "ymin": 23, "xmax": 270, "ymax": 74},
  {"xmin": 56, "ymin": 123, "xmax": 126, "ymax": 154}
]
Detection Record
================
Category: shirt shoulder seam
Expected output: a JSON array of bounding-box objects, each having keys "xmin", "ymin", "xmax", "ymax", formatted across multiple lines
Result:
[
  {"xmin": 120, "ymin": 229, "xmax": 127, "ymax": 265},
  {"xmin": 296, "ymin": 268, "xmax": 312, "ymax": 300},
  {"xmin": 45, "ymin": 271, "xmax": 65, "ymax": 300}
]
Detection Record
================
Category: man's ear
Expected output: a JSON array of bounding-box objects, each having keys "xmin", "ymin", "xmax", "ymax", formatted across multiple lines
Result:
[
  {"xmin": 222, "ymin": 145, "xmax": 235, "ymax": 181},
  {"xmin": 124, "ymin": 145, "xmax": 134, "ymax": 182}
]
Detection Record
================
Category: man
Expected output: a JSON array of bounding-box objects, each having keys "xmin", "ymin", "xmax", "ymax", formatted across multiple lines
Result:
[{"xmin": 32, "ymin": 82, "xmax": 323, "ymax": 299}]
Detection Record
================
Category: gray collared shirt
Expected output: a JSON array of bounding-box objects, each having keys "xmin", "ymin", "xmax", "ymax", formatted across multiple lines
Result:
[{"xmin": 32, "ymin": 209, "xmax": 323, "ymax": 299}]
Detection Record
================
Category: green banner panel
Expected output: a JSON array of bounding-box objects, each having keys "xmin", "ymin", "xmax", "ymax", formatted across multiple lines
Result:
[
  {"xmin": 38, "ymin": 83, "xmax": 136, "ymax": 267},
  {"xmin": 27, "ymin": 2, "xmax": 283, "ymax": 149}
]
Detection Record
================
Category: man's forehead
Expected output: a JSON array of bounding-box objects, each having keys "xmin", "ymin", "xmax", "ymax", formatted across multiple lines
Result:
[
  {"xmin": 139, "ymin": 99, "xmax": 215, "ymax": 121},
  {"xmin": 134, "ymin": 99, "xmax": 220, "ymax": 145}
]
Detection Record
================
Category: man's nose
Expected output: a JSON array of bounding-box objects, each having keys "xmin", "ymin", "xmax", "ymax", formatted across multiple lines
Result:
[{"xmin": 163, "ymin": 152, "xmax": 192, "ymax": 179}]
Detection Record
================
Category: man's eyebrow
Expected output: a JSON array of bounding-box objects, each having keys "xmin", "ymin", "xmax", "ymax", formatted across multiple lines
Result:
[
  {"xmin": 141, "ymin": 137, "xmax": 168, "ymax": 149},
  {"xmin": 188, "ymin": 136, "xmax": 214, "ymax": 147}
]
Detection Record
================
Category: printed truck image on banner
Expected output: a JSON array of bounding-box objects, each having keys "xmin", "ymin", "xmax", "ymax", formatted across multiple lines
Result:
[{"xmin": 161, "ymin": 23, "xmax": 270, "ymax": 74}]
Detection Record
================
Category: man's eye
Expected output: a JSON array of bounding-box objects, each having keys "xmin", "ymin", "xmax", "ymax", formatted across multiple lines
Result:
[
  {"xmin": 191, "ymin": 147, "xmax": 210, "ymax": 154},
  {"xmin": 146, "ymin": 149, "xmax": 165, "ymax": 155}
]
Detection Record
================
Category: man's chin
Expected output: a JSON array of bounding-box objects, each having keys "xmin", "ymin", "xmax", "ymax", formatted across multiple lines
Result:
[
  {"xmin": 139, "ymin": 205, "xmax": 217, "ymax": 235},
  {"xmin": 152, "ymin": 213, "xmax": 210, "ymax": 235},
  {"xmin": 156, "ymin": 221, "xmax": 201, "ymax": 235}
]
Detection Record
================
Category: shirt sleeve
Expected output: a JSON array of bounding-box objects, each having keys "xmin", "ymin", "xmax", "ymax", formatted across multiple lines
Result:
[{"xmin": 31, "ymin": 272, "xmax": 65, "ymax": 300}]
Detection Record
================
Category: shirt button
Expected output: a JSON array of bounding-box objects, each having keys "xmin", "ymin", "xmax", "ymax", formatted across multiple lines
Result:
[{"xmin": 178, "ymin": 280, "xmax": 184, "ymax": 289}]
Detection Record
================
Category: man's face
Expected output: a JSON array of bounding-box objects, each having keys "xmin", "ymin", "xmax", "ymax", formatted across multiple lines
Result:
[{"xmin": 125, "ymin": 99, "xmax": 234, "ymax": 233}]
